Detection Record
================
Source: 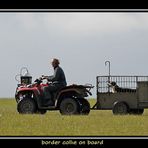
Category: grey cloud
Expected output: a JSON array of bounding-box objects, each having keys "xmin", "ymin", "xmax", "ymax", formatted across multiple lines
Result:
[{"xmin": 0, "ymin": 12, "xmax": 148, "ymax": 98}]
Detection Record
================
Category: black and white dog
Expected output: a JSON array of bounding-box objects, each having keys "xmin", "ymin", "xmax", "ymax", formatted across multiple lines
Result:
[{"xmin": 108, "ymin": 81, "xmax": 136, "ymax": 93}]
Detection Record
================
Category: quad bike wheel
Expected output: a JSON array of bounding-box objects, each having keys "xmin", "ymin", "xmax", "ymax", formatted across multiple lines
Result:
[
  {"xmin": 59, "ymin": 98, "xmax": 80, "ymax": 115},
  {"xmin": 79, "ymin": 98, "xmax": 90, "ymax": 115},
  {"xmin": 17, "ymin": 98, "xmax": 37, "ymax": 114}
]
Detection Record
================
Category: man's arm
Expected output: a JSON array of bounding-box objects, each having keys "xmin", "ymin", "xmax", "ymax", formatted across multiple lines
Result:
[{"xmin": 47, "ymin": 67, "xmax": 61, "ymax": 82}]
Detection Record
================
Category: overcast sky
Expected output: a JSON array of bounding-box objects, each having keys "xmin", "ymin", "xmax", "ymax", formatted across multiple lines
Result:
[{"xmin": 1, "ymin": 12, "xmax": 148, "ymax": 98}]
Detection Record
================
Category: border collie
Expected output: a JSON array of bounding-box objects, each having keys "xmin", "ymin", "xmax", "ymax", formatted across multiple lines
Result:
[{"xmin": 108, "ymin": 81, "xmax": 136, "ymax": 93}]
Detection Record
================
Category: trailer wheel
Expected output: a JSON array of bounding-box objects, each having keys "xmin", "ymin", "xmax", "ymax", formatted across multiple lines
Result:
[
  {"xmin": 129, "ymin": 109, "xmax": 144, "ymax": 115},
  {"xmin": 113, "ymin": 102, "xmax": 129, "ymax": 115},
  {"xmin": 59, "ymin": 98, "xmax": 79, "ymax": 115},
  {"xmin": 80, "ymin": 99, "xmax": 90, "ymax": 115},
  {"xmin": 17, "ymin": 98, "xmax": 37, "ymax": 114}
]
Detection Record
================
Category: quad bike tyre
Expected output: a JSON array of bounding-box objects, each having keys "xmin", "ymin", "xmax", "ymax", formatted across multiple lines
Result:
[
  {"xmin": 79, "ymin": 98, "xmax": 90, "ymax": 115},
  {"xmin": 17, "ymin": 98, "xmax": 37, "ymax": 114},
  {"xmin": 59, "ymin": 98, "xmax": 80, "ymax": 115}
]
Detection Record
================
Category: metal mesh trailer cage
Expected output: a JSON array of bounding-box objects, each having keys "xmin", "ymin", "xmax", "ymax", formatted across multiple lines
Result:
[
  {"xmin": 91, "ymin": 75, "xmax": 148, "ymax": 113},
  {"xmin": 96, "ymin": 76, "xmax": 148, "ymax": 93}
]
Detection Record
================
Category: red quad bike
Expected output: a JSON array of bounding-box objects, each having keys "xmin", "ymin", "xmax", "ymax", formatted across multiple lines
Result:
[{"xmin": 15, "ymin": 68, "xmax": 94, "ymax": 115}]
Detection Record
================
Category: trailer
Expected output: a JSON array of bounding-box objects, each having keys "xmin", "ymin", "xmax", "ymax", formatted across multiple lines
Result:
[{"xmin": 92, "ymin": 76, "xmax": 148, "ymax": 115}]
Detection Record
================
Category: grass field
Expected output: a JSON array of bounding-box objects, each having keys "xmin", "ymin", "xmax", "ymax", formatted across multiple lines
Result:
[{"xmin": 0, "ymin": 98, "xmax": 148, "ymax": 136}]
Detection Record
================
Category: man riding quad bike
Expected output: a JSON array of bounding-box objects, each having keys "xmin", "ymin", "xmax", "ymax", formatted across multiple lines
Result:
[
  {"xmin": 15, "ymin": 58, "xmax": 93, "ymax": 115},
  {"xmin": 15, "ymin": 76, "xmax": 93, "ymax": 115}
]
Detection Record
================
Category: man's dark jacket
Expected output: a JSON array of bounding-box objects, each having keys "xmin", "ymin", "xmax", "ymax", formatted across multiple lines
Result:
[{"xmin": 48, "ymin": 66, "xmax": 67, "ymax": 87}]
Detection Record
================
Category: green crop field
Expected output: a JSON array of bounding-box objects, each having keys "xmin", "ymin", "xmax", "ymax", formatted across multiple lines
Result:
[{"xmin": 0, "ymin": 98, "xmax": 148, "ymax": 136}]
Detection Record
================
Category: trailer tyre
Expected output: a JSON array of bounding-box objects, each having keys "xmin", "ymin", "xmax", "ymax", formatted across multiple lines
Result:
[
  {"xmin": 129, "ymin": 109, "xmax": 144, "ymax": 115},
  {"xmin": 59, "ymin": 98, "xmax": 79, "ymax": 115},
  {"xmin": 113, "ymin": 102, "xmax": 129, "ymax": 115},
  {"xmin": 17, "ymin": 98, "xmax": 37, "ymax": 114}
]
